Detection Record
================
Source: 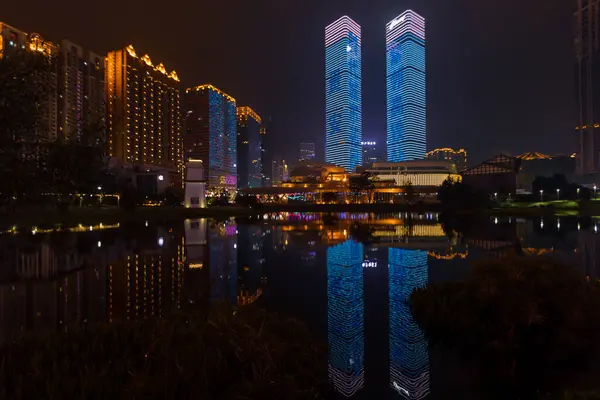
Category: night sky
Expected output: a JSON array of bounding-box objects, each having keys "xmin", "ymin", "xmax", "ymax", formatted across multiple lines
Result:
[{"xmin": 4, "ymin": 0, "xmax": 574, "ymax": 165}]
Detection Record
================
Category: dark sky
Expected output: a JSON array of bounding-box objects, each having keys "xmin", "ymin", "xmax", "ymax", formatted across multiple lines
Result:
[{"xmin": 4, "ymin": 0, "xmax": 574, "ymax": 164}]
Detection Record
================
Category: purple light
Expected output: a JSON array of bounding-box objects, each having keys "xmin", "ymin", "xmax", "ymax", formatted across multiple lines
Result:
[{"xmin": 225, "ymin": 175, "xmax": 236, "ymax": 185}]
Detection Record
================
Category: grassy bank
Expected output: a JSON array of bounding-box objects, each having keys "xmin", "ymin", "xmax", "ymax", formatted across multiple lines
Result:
[
  {"xmin": 0, "ymin": 304, "xmax": 331, "ymax": 399},
  {"xmin": 410, "ymin": 257, "xmax": 600, "ymax": 397}
]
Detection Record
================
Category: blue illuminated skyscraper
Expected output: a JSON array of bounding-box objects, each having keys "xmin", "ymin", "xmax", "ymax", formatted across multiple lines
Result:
[
  {"xmin": 388, "ymin": 249, "xmax": 430, "ymax": 399},
  {"xmin": 386, "ymin": 10, "xmax": 426, "ymax": 162},
  {"xmin": 184, "ymin": 85, "xmax": 237, "ymax": 191},
  {"xmin": 327, "ymin": 239, "xmax": 364, "ymax": 397},
  {"xmin": 325, "ymin": 16, "xmax": 362, "ymax": 171}
]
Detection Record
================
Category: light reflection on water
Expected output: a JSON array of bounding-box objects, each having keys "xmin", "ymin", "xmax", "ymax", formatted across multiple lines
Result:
[{"xmin": 0, "ymin": 213, "xmax": 598, "ymax": 398}]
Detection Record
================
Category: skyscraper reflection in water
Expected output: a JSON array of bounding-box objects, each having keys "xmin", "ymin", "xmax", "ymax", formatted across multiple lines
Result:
[
  {"xmin": 209, "ymin": 220, "xmax": 238, "ymax": 304},
  {"xmin": 327, "ymin": 239, "xmax": 364, "ymax": 397},
  {"xmin": 388, "ymin": 249, "xmax": 430, "ymax": 399}
]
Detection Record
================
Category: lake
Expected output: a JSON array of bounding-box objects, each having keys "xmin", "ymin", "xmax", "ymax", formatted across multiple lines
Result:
[{"xmin": 0, "ymin": 212, "xmax": 597, "ymax": 398}]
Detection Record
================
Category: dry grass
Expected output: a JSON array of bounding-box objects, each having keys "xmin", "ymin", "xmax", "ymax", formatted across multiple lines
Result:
[{"xmin": 0, "ymin": 304, "xmax": 331, "ymax": 399}]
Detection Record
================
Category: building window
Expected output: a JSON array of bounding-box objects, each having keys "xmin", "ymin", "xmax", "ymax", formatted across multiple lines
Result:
[{"xmin": 191, "ymin": 197, "xmax": 200, "ymax": 205}]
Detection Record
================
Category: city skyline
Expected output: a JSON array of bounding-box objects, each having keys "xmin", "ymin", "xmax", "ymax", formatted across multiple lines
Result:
[{"xmin": 0, "ymin": 0, "xmax": 577, "ymax": 165}]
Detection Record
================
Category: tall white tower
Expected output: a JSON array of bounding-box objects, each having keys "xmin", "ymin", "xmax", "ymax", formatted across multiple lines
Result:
[{"xmin": 184, "ymin": 159, "xmax": 206, "ymax": 208}]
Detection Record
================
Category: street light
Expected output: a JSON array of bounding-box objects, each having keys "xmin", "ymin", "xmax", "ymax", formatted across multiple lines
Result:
[
  {"xmin": 595, "ymin": 185, "xmax": 598, "ymax": 197},
  {"xmin": 557, "ymin": 188, "xmax": 560, "ymax": 200},
  {"xmin": 494, "ymin": 192, "xmax": 498, "ymax": 200},
  {"xmin": 540, "ymin": 189, "xmax": 544, "ymax": 201}
]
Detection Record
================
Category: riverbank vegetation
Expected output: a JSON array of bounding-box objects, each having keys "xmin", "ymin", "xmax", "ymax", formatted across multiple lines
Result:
[
  {"xmin": 0, "ymin": 304, "xmax": 330, "ymax": 399},
  {"xmin": 410, "ymin": 257, "xmax": 600, "ymax": 397}
]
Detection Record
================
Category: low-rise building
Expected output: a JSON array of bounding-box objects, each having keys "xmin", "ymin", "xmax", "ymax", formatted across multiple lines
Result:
[
  {"xmin": 462, "ymin": 154, "xmax": 521, "ymax": 195},
  {"xmin": 367, "ymin": 160, "xmax": 461, "ymax": 188}
]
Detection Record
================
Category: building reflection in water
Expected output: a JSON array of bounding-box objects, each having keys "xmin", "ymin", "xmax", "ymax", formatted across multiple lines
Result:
[
  {"xmin": 110, "ymin": 226, "xmax": 184, "ymax": 322},
  {"xmin": 208, "ymin": 220, "xmax": 238, "ymax": 304},
  {"xmin": 237, "ymin": 224, "xmax": 265, "ymax": 306},
  {"xmin": 7, "ymin": 214, "xmax": 600, "ymax": 398},
  {"xmin": 183, "ymin": 218, "xmax": 208, "ymax": 309},
  {"xmin": 327, "ymin": 239, "xmax": 365, "ymax": 397},
  {"xmin": 389, "ymin": 249, "xmax": 430, "ymax": 399}
]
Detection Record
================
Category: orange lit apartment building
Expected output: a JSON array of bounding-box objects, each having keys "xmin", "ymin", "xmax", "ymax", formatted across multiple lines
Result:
[{"xmin": 106, "ymin": 45, "xmax": 182, "ymax": 172}]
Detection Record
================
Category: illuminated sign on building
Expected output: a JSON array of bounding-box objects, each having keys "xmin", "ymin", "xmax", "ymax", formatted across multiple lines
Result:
[{"xmin": 362, "ymin": 261, "xmax": 377, "ymax": 268}]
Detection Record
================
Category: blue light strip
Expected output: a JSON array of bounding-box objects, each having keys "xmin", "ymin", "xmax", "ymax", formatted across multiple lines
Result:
[
  {"xmin": 325, "ymin": 16, "xmax": 362, "ymax": 171},
  {"xmin": 388, "ymin": 248, "xmax": 430, "ymax": 399},
  {"xmin": 208, "ymin": 90, "xmax": 237, "ymax": 189},
  {"xmin": 327, "ymin": 240, "xmax": 364, "ymax": 397},
  {"xmin": 386, "ymin": 10, "xmax": 426, "ymax": 162}
]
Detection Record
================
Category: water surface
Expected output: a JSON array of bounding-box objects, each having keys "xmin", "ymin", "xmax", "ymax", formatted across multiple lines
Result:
[{"xmin": 0, "ymin": 213, "xmax": 597, "ymax": 399}]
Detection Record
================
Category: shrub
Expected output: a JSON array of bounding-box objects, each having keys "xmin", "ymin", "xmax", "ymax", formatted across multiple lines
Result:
[
  {"xmin": 0, "ymin": 304, "xmax": 331, "ymax": 399},
  {"xmin": 411, "ymin": 257, "xmax": 600, "ymax": 396}
]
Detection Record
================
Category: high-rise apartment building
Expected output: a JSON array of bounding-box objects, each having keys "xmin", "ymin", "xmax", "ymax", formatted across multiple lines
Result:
[
  {"xmin": 325, "ymin": 16, "xmax": 362, "ymax": 172},
  {"xmin": 299, "ymin": 142, "xmax": 316, "ymax": 162},
  {"xmin": 271, "ymin": 159, "xmax": 288, "ymax": 187},
  {"xmin": 1, "ymin": 23, "xmax": 106, "ymax": 144},
  {"xmin": 386, "ymin": 10, "xmax": 426, "ymax": 162},
  {"xmin": 57, "ymin": 40, "xmax": 105, "ymax": 143},
  {"xmin": 260, "ymin": 125, "xmax": 268, "ymax": 186},
  {"xmin": 361, "ymin": 140, "xmax": 379, "ymax": 165},
  {"xmin": 236, "ymin": 106, "xmax": 262, "ymax": 188},
  {"xmin": 106, "ymin": 45, "xmax": 182, "ymax": 173},
  {"xmin": 184, "ymin": 84, "xmax": 237, "ymax": 191},
  {"xmin": 0, "ymin": 23, "xmax": 58, "ymax": 140},
  {"xmin": 575, "ymin": 0, "xmax": 600, "ymax": 175}
]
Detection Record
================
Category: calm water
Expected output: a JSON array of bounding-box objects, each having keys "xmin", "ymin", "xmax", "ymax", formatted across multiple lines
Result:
[{"xmin": 0, "ymin": 212, "xmax": 598, "ymax": 398}]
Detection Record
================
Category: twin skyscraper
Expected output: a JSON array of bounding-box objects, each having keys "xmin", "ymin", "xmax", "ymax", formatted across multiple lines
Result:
[{"xmin": 325, "ymin": 10, "xmax": 426, "ymax": 171}]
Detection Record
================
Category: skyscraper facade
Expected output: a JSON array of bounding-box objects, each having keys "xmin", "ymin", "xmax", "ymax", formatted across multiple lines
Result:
[
  {"xmin": 58, "ymin": 40, "xmax": 105, "ymax": 143},
  {"xmin": 1, "ymin": 22, "xmax": 106, "ymax": 144},
  {"xmin": 386, "ymin": 10, "xmax": 426, "ymax": 162},
  {"xmin": 260, "ymin": 125, "xmax": 268, "ymax": 186},
  {"xmin": 236, "ymin": 106, "xmax": 262, "ymax": 188},
  {"xmin": 106, "ymin": 45, "xmax": 182, "ymax": 171},
  {"xmin": 299, "ymin": 142, "xmax": 316, "ymax": 162},
  {"xmin": 184, "ymin": 84, "xmax": 237, "ymax": 191},
  {"xmin": 325, "ymin": 16, "xmax": 362, "ymax": 172},
  {"xmin": 0, "ymin": 23, "xmax": 59, "ymax": 141},
  {"xmin": 575, "ymin": 0, "xmax": 600, "ymax": 175}
]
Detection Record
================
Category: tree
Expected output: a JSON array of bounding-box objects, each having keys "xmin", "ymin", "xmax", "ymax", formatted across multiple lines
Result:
[
  {"xmin": 438, "ymin": 178, "xmax": 489, "ymax": 211},
  {"xmin": 349, "ymin": 172, "xmax": 375, "ymax": 204},
  {"xmin": 322, "ymin": 192, "xmax": 337, "ymax": 204}
]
